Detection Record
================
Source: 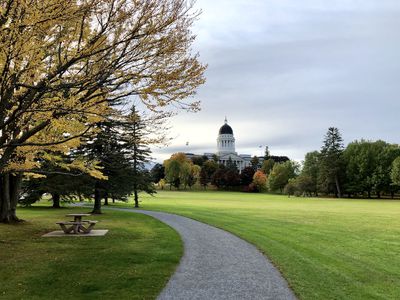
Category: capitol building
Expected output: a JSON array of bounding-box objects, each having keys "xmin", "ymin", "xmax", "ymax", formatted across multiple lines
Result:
[{"xmin": 186, "ymin": 118, "xmax": 255, "ymax": 172}]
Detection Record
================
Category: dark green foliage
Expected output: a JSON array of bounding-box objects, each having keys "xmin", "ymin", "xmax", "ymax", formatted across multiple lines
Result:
[
  {"xmin": 240, "ymin": 166, "xmax": 255, "ymax": 186},
  {"xmin": 268, "ymin": 161, "xmax": 298, "ymax": 192},
  {"xmin": 264, "ymin": 146, "xmax": 270, "ymax": 160},
  {"xmin": 391, "ymin": 157, "xmax": 400, "ymax": 186},
  {"xmin": 224, "ymin": 169, "xmax": 241, "ymax": 188},
  {"xmin": 226, "ymin": 157, "xmax": 238, "ymax": 172},
  {"xmin": 294, "ymin": 175, "xmax": 315, "ymax": 196},
  {"xmin": 211, "ymin": 168, "xmax": 226, "ymax": 188},
  {"xmin": 261, "ymin": 158, "xmax": 275, "ymax": 175},
  {"xmin": 211, "ymin": 166, "xmax": 240, "ymax": 189},
  {"xmin": 199, "ymin": 168, "xmax": 208, "ymax": 189},
  {"xmin": 191, "ymin": 155, "xmax": 208, "ymax": 166},
  {"xmin": 296, "ymin": 129, "xmax": 400, "ymax": 198},
  {"xmin": 343, "ymin": 140, "xmax": 400, "ymax": 198},
  {"xmin": 269, "ymin": 156, "xmax": 289, "ymax": 164},
  {"xmin": 250, "ymin": 156, "xmax": 260, "ymax": 171},
  {"xmin": 283, "ymin": 179, "xmax": 297, "ymax": 197},
  {"xmin": 22, "ymin": 106, "xmax": 159, "ymax": 211},
  {"xmin": 121, "ymin": 106, "xmax": 157, "ymax": 207},
  {"xmin": 319, "ymin": 127, "xmax": 345, "ymax": 197},
  {"xmin": 199, "ymin": 160, "xmax": 218, "ymax": 189},
  {"xmin": 300, "ymin": 151, "xmax": 320, "ymax": 195},
  {"xmin": 20, "ymin": 152, "xmax": 94, "ymax": 208},
  {"xmin": 151, "ymin": 163, "xmax": 165, "ymax": 183}
]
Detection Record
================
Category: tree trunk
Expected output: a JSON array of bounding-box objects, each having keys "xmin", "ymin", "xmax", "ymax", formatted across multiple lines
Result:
[
  {"xmin": 335, "ymin": 175, "xmax": 342, "ymax": 198},
  {"xmin": 377, "ymin": 191, "xmax": 381, "ymax": 199},
  {"xmin": 78, "ymin": 193, "xmax": 83, "ymax": 202},
  {"xmin": 51, "ymin": 193, "xmax": 61, "ymax": 208},
  {"xmin": 0, "ymin": 173, "xmax": 22, "ymax": 223},
  {"xmin": 112, "ymin": 196, "xmax": 115, "ymax": 203},
  {"xmin": 92, "ymin": 182, "xmax": 102, "ymax": 214},
  {"xmin": 104, "ymin": 193, "xmax": 108, "ymax": 206},
  {"xmin": 368, "ymin": 190, "xmax": 371, "ymax": 198},
  {"xmin": 134, "ymin": 184, "xmax": 139, "ymax": 208},
  {"xmin": 10, "ymin": 174, "xmax": 22, "ymax": 219}
]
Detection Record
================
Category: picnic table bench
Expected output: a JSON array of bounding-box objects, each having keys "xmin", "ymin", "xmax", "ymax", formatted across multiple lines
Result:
[{"xmin": 56, "ymin": 213, "xmax": 98, "ymax": 234}]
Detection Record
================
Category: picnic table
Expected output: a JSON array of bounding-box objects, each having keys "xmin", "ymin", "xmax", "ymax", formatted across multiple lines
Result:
[{"xmin": 57, "ymin": 213, "xmax": 98, "ymax": 234}]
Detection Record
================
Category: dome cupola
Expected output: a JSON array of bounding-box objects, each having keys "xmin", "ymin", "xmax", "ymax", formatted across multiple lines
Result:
[
  {"xmin": 219, "ymin": 118, "xmax": 233, "ymax": 134},
  {"xmin": 217, "ymin": 117, "xmax": 236, "ymax": 155}
]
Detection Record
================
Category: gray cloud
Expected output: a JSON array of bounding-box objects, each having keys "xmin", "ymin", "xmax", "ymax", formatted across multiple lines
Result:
[{"xmin": 151, "ymin": 0, "xmax": 400, "ymax": 163}]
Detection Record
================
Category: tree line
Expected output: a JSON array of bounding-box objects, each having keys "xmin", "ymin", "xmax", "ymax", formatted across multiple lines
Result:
[
  {"xmin": 286, "ymin": 127, "xmax": 400, "ymax": 198},
  {"xmin": 155, "ymin": 127, "xmax": 400, "ymax": 199},
  {"xmin": 152, "ymin": 148, "xmax": 298, "ymax": 193}
]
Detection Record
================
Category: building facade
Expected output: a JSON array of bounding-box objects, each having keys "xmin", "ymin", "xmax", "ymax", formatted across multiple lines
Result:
[{"xmin": 186, "ymin": 118, "xmax": 255, "ymax": 172}]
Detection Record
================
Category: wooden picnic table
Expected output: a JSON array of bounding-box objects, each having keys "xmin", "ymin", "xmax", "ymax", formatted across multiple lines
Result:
[
  {"xmin": 57, "ymin": 213, "xmax": 97, "ymax": 234},
  {"xmin": 66, "ymin": 213, "xmax": 91, "ymax": 222}
]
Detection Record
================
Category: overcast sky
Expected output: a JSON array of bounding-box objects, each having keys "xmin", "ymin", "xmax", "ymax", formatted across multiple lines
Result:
[{"xmin": 151, "ymin": 0, "xmax": 400, "ymax": 163}]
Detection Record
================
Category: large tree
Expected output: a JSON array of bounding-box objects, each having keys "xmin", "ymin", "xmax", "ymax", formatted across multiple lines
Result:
[
  {"xmin": 319, "ymin": 127, "xmax": 344, "ymax": 198},
  {"xmin": 240, "ymin": 166, "xmax": 255, "ymax": 186},
  {"xmin": 0, "ymin": 0, "xmax": 205, "ymax": 222},
  {"xmin": 391, "ymin": 157, "xmax": 400, "ymax": 186},
  {"xmin": 164, "ymin": 153, "xmax": 192, "ymax": 190},
  {"xmin": 199, "ymin": 160, "xmax": 218, "ymax": 189},
  {"xmin": 301, "ymin": 151, "xmax": 320, "ymax": 196},
  {"xmin": 268, "ymin": 161, "xmax": 297, "ymax": 193},
  {"xmin": 343, "ymin": 140, "xmax": 400, "ymax": 198}
]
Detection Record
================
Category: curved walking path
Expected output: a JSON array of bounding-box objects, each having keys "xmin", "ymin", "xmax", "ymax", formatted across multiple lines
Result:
[{"xmin": 112, "ymin": 208, "xmax": 296, "ymax": 300}]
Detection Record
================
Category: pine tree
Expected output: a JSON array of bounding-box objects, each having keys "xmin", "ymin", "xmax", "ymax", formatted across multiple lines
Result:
[
  {"xmin": 123, "ymin": 106, "xmax": 157, "ymax": 208},
  {"xmin": 319, "ymin": 127, "xmax": 344, "ymax": 198}
]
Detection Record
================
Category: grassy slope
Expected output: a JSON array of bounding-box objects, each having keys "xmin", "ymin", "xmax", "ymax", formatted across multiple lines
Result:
[
  {"xmin": 0, "ymin": 206, "xmax": 182, "ymax": 300},
  {"xmin": 130, "ymin": 190, "xmax": 400, "ymax": 300}
]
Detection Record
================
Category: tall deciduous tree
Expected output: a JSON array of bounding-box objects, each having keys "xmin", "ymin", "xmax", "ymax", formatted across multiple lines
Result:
[
  {"xmin": 252, "ymin": 170, "xmax": 267, "ymax": 192},
  {"xmin": 391, "ymin": 157, "xmax": 400, "ymax": 186},
  {"xmin": 164, "ymin": 153, "xmax": 192, "ymax": 190},
  {"xmin": 200, "ymin": 160, "xmax": 218, "ymax": 189},
  {"xmin": 261, "ymin": 159, "xmax": 275, "ymax": 175},
  {"xmin": 301, "ymin": 151, "xmax": 320, "ymax": 195},
  {"xmin": 268, "ymin": 161, "xmax": 297, "ymax": 192},
  {"xmin": 0, "ymin": 0, "xmax": 206, "ymax": 222}
]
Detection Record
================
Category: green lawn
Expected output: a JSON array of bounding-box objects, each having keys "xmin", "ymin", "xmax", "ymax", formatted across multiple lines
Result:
[
  {"xmin": 124, "ymin": 190, "xmax": 400, "ymax": 300},
  {"xmin": 0, "ymin": 206, "xmax": 182, "ymax": 299}
]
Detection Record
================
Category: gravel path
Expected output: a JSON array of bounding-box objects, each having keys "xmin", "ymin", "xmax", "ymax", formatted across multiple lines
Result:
[{"xmin": 112, "ymin": 208, "xmax": 296, "ymax": 300}]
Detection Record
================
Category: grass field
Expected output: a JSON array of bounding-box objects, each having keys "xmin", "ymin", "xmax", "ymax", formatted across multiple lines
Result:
[
  {"xmin": 120, "ymin": 190, "xmax": 400, "ymax": 300},
  {"xmin": 0, "ymin": 206, "xmax": 182, "ymax": 299}
]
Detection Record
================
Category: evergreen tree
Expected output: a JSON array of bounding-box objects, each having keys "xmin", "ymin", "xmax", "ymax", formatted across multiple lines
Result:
[
  {"xmin": 319, "ymin": 127, "xmax": 344, "ymax": 197},
  {"xmin": 226, "ymin": 157, "xmax": 238, "ymax": 172},
  {"xmin": 251, "ymin": 156, "xmax": 260, "ymax": 171},
  {"xmin": 151, "ymin": 164, "xmax": 165, "ymax": 183},
  {"xmin": 200, "ymin": 160, "xmax": 218, "ymax": 188},
  {"xmin": 240, "ymin": 167, "xmax": 255, "ymax": 186},
  {"xmin": 123, "ymin": 106, "xmax": 157, "ymax": 208},
  {"xmin": 199, "ymin": 168, "xmax": 209, "ymax": 189},
  {"xmin": 264, "ymin": 146, "xmax": 270, "ymax": 160}
]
